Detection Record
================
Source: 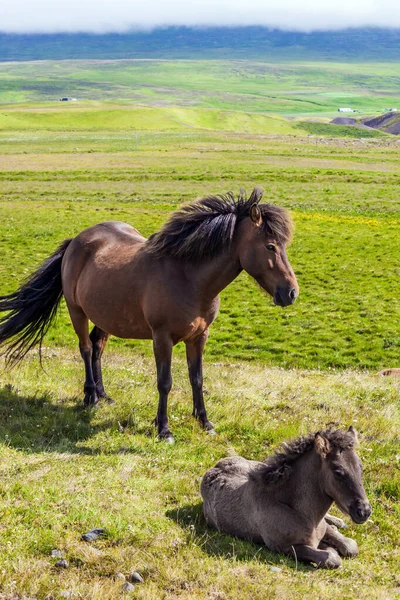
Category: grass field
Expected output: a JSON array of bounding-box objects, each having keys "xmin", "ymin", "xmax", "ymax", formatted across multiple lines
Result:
[
  {"xmin": 0, "ymin": 59, "xmax": 399, "ymax": 599},
  {"xmin": 1, "ymin": 59, "xmax": 400, "ymax": 117}
]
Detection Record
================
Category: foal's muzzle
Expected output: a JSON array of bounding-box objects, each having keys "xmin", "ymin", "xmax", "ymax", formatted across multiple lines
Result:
[
  {"xmin": 273, "ymin": 286, "xmax": 298, "ymax": 307},
  {"xmin": 349, "ymin": 499, "xmax": 372, "ymax": 524}
]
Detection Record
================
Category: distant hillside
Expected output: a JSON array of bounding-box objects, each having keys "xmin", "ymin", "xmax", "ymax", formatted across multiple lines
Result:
[{"xmin": 1, "ymin": 27, "xmax": 400, "ymax": 61}]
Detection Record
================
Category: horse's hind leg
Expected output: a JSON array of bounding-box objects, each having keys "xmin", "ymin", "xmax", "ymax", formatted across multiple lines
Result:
[
  {"xmin": 185, "ymin": 331, "xmax": 214, "ymax": 433},
  {"xmin": 90, "ymin": 326, "xmax": 114, "ymax": 404},
  {"xmin": 68, "ymin": 305, "xmax": 98, "ymax": 406}
]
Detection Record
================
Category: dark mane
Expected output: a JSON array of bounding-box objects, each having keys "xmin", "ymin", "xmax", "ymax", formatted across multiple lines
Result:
[
  {"xmin": 253, "ymin": 429, "xmax": 356, "ymax": 486},
  {"xmin": 144, "ymin": 187, "xmax": 292, "ymax": 262}
]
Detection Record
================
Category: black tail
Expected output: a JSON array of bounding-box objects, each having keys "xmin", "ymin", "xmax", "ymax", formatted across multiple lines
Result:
[{"xmin": 0, "ymin": 238, "xmax": 72, "ymax": 365}]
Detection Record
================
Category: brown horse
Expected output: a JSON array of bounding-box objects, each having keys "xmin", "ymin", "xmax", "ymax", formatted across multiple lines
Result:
[
  {"xmin": 201, "ymin": 427, "xmax": 371, "ymax": 568},
  {"xmin": 0, "ymin": 188, "xmax": 298, "ymax": 441}
]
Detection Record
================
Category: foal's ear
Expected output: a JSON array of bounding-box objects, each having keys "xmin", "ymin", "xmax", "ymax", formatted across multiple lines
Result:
[
  {"xmin": 250, "ymin": 203, "xmax": 263, "ymax": 227},
  {"xmin": 315, "ymin": 432, "xmax": 331, "ymax": 458},
  {"xmin": 348, "ymin": 425, "xmax": 359, "ymax": 444}
]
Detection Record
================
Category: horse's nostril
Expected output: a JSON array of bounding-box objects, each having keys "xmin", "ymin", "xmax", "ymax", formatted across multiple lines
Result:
[
  {"xmin": 289, "ymin": 288, "xmax": 297, "ymax": 301},
  {"xmin": 356, "ymin": 503, "xmax": 371, "ymax": 521}
]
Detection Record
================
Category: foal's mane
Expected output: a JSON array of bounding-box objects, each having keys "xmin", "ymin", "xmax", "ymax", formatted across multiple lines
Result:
[
  {"xmin": 144, "ymin": 187, "xmax": 292, "ymax": 262},
  {"xmin": 254, "ymin": 429, "xmax": 356, "ymax": 486}
]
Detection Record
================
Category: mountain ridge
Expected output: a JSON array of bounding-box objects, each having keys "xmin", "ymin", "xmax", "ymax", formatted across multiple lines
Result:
[{"xmin": 1, "ymin": 27, "xmax": 400, "ymax": 61}]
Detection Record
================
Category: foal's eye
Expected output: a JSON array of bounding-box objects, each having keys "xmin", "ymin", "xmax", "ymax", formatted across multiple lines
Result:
[{"xmin": 266, "ymin": 244, "xmax": 276, "ymax": 252}]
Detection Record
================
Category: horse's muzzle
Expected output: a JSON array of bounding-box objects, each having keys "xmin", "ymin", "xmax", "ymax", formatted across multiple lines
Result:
[
  {"xmin": 273, "ymin": 286, "xmax": 298, "ymax": 307},
  {"xmin": 349, "ymin": 499, "xmax": 372, "ymax": 524}
]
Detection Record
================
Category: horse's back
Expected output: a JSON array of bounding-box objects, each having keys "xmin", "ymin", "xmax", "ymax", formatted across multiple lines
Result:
[
  {"xmin": 70, "ymin": 221, "xmax": 146, "ymax": 250},
  {"xmin": 201, "ymin": 456, "xmax": 260, "ymax": 533}
]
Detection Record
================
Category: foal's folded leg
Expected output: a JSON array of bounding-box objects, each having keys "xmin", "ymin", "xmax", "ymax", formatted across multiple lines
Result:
[
  {"xmin": 288, "ymin": 544, "xmax": 342, "ymax": 569},
  {"xmin": 320, "ymin": 524, "xmax": 358, "ymax": 558},
  {"xmin": 325, "ymin": 513, "xmax": 347, "ymax": 529}
]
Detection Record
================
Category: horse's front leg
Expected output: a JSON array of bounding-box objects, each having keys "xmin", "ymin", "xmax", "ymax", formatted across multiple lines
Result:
[
  {"xmin": 324, "ymin": 513, "xmax": 347, "ymax": 529},
  {"xmin": 288, "ymin": 544, "xmax": 342, "ymax": 569},
  {"xmin": 185, "ymin": 331, "xmax": 214, "ymax": 433},
  {"xmin": 153, "ymin": 332, "xmax": 174, "ymax": 442},
  {"xmin": 319, "ymin": 524, "xmax": 358, "ymax": 558}
]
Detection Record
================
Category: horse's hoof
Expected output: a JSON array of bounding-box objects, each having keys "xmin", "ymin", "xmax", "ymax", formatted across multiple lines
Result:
[
  {"xmin": 202, "ymin": 420, "xmax": 215, "ymax": 432},
  {"xmin": 323, "ymin": 548, "xmax": 342, "ymax": 569},
  {"xmin": 158, "ymin": 429, "xmax": 175, "ymax": 444},
  {"xmin": 158, "ymin": 434, "xmax": 175, "ymax": 444},
  {"xmin": 83, "ymin": 394, "xmax": 99, "ymax": 408},
  {"xmin": 207, "ymin": 428, "xmax": 217, "ymax": 436}
]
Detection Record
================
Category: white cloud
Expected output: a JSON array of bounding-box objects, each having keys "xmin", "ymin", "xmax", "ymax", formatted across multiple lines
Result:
[{"xmin": 0, "ymin": 0, "xmax": 400, "ymax": 33}]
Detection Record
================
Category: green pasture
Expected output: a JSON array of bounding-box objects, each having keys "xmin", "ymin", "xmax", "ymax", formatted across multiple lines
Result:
[
  {"xmin": 0, "ymin": 128, "xmax": 399, "ymax": 371},
  {"xmin": 0, "ymin": 61, "xmax": 399, "ymax": 599},
  {"xmin": 0, "ymin": 354, "xmax": 399, "ymax": 600},
  {"xmin": 1, "ymin": 59, "xmax": 400, "ymax": 117}
]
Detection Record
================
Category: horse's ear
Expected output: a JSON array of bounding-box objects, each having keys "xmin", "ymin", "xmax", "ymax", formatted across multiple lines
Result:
[
  {"xmin": 315, "ymin": 432, "xmax": 331, "ymax": 458},
  {"xmin": 348, "ymin": 425, "xmax": 359, "ymax": 444},
  {"xmin": 250, "ymin": 203, "xmax": 262, "ymax": 227}
]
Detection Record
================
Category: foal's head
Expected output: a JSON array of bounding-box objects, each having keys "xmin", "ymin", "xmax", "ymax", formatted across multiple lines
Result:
[
  {"xmin": 315, "ymin": 426, "xmax": 372, "ymax": 524},
  {"xmin": 235, "ymin": 188, "xmax": 298, "ymax": 307}
]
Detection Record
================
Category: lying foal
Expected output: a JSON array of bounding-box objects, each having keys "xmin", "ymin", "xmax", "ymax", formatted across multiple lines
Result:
[{"xmin": 201, "ymin": 427, "xmax": 371, "ymax": 568}]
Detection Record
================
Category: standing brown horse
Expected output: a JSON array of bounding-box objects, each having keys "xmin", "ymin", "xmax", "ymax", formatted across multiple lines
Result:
[{"xmin": 0, "ymin": 188, "xmax": 298, "ymax": 441}]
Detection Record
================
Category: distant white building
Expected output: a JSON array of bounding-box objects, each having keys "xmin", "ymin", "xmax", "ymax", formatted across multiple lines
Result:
[{"xmin": 338, "ymin": 108, "xmax": 355, "ymax": 112}]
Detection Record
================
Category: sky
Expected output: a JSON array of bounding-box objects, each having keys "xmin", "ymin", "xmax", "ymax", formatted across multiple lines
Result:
[{"xmin": 1, "ymin": 0, "xmax": 400, "ymax": 33}]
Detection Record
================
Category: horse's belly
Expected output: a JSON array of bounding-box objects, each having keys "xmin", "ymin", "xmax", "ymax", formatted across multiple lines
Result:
[
  {"xmin": 88, "ymin": 311, "xmax": 153, "ymax": 340},
  {"xmin": 80, "ymin": 291, "xmax": 152, "ymax": 339}
]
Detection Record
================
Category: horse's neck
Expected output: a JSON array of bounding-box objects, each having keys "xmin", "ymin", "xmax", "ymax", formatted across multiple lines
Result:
[
  {"xmin": 278, "ymin": 452, "xmax": 333, "ymax": 525},
  {"xmin": 191, "ymin": 252, "xmax": 242, "ymax": 301}
]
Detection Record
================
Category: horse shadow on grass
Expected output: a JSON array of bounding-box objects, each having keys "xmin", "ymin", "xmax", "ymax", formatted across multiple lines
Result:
[
  {"xmin": 0, "ymin": 383, "xmax": 125, "ymax": 455},
  {"xmin": 166, "ymin": 502, "xmax": 305, "ymax": 570}
]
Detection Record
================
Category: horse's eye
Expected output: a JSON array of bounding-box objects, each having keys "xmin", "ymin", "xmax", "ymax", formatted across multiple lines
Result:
[
  {"xmin": 266, "ymin": 244, "xmax": 276, "ymax": 252},
  {"xmin": 334, "ymin": 469, "xmax": 345, "ymax": 478}
]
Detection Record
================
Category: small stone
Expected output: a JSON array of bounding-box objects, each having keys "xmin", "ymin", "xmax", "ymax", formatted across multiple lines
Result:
[
  {"xmin": 270, "ymin": 566, "xmax": 281, "ymax": 573},
  {"xmin": 59, "ymin": 592, "xmax": 72, "ymax": 599},
  {"xmin": 51, "ymin": 549, "xmax": 63, "ymax": 558},
  {"xmin": 122, "ymin": 582, "xmax": 135, "ymax": 593},
  {"xmin": 115, "ymin": 572, "xmax": 126, "ymax": 581},
  {"xmin": 81, "ymin": 528, "xmax": 106, "ymax": 542},
  {"xmin": 55, "ymin": 559, "xmax": 69, "ymax": 569},
  {"xmin": 130, "ymin": 571, "xmax": 144, "ymax": 583}
]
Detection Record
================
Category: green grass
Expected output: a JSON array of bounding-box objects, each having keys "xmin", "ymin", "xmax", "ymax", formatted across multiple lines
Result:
[
  {"xmin": 0, "ymin": 354, "xmax": 399, "ymax": 599},
  {"xmin": 0, "ymin": 105, "xmax": 301, "ymax": 135},
  {"xmin": 294, "ymin": 121, "xmax": 385, "ymax": 138}
]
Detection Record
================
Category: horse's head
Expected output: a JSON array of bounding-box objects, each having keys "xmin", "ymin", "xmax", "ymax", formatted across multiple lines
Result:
[
  {"xmin": 236, "ymin": 190, "xmax": 299, "ymax": 307},
  {"xmin": 315, "ymin": 426, "xmax": 372, "ymax": 524}
]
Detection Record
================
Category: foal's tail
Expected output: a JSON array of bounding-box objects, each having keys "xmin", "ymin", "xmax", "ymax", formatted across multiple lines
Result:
[{"xmin": 0, "ymin": 238, "xmax": 72, "ymax": 365}]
